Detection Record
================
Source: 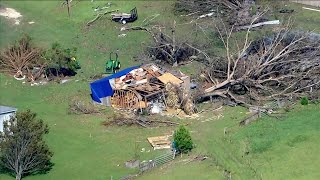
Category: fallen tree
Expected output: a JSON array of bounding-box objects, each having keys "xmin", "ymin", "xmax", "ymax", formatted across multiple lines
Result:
[
  {"xmin": 199, "ymin": 20, "xmax": 320, "ymax": 106},
  {"xmin": 0, "ymin": 35, "xmax": 81, "ymax": 82},
  {"xmin": 0, "ymin": 34, "xmax": 45, "ymax": 81}
]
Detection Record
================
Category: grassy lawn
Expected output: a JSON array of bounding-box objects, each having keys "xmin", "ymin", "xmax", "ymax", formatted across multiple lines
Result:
[
  {"xmin": 138, "ymin": 104, "xmax": 320, "ymax": 180},
  {"xmin": 0, "ymin": 0, "xmax": 320, "ymax": 180}
]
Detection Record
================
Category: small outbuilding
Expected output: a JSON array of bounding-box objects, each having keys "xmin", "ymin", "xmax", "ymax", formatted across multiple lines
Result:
[{"xmin": 0, "ymin": 106, "xmax": 17, "ymax": 132}]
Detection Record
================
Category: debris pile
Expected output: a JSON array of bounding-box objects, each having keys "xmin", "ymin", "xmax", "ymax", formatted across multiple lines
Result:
[
  {"xmin": 102, "ymin": 114, "xmax": 179, "ymax": 128},
  {"xmin": 68, "ymin": 98, "xmax": 105, "ymax": 115},
  {"xmin": 108, "ymin": 64, "xmax": 196, "ymax": 116},
  {"xmin": 175, "ymin": 0, "xmax": 268, "ymax": 29}
]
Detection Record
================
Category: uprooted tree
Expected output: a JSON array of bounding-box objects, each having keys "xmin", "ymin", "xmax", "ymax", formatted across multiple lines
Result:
[
  {"xmin": 199, "ymin": 20, "xmax": 320, "ymax": 106},
  {"xmin": 0, "ymin": 35, "xmax": 81, "ymax": 82},
  {"xmin": 0, "ymin": 110, "xmax": 53, "ymax": 180},
  {"xmin": 0, "ymin": 34, "xmax": 45, "ymax": 81}
]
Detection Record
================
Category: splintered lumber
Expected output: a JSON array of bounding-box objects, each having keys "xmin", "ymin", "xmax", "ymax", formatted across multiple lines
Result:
[
  {"xmin": 239, "ymin": 112, "xmax": 261, "ymax": 126},
  {"xmin": 237, "ymin": 20, "xmax": 280, "ymax": 30},
  {"xmin": 111, "ymin": 89, "xmax": 140, "ymax": 109},
  {"xmin": 157, "ymin": 73, "xmax": 183, "ymax": 85},
  {"xmin": 302, "ymin": 7, "xmax": 320, "ymax": 12},
  {"xmin": 103, "ymin": 116, "xmax": 179, "ymax": 128},
  {"xmin": 147, "ymin": 136, "xmax": 171, "ymax": 150},
  {"xmin": 87, "ymin": 9, "xmax": 119, "ymax": 26}
]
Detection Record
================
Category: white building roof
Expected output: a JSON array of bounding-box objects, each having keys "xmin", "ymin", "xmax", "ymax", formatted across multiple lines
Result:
[{"xmin": 0, "ymin": 106, "xmax": 17, "ymax": 115}]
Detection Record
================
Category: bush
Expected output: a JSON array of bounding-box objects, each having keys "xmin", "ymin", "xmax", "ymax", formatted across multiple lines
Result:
[
  {"xmin": 300, "ymin": 97, "xmax": 309, "ymax": 105},
  {"xmin": 173, "ymin": 125, "xmax": 193, "ymax": 153}
]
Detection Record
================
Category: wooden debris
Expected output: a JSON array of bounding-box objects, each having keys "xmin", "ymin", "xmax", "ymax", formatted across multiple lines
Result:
[
  {"xmin": 236, "ymin": 20, "xmax": 280, "ymax": 30},
  {"xmin": 157, "ymin": 73, "xmax": 183, "ymax": 85},
  {"xmin": 302, "ymin": 7, "xmax": 320, "ymax": 12},
  {"xmin": 102, "ymin": 115, "xmax": 179, "ymax": 128},
  {"xmin": 87, "ymin": 9, "xmax": 118, "ymax": 26},
  {"xmin": 239, "ymin": 112, "xmax": 261, "ymax": 126},
  {"xmin": 147, "ymin": 136, "xmax": 171, "ymax": 150}
]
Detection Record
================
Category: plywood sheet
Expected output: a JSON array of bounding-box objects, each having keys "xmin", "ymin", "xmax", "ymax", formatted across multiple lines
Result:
[
  {"xmin": 147, "ymin": 136, "xmax": 171, "ymax": 150},
  {"xmin": 157, "ymin": 73, "xmax": 183, "ymax": 85}
]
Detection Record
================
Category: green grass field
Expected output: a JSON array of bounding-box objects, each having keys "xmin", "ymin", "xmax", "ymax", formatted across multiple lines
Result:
[{"xmin": 1, "ymin": 1, "xmax": 320, "ymax": 179}]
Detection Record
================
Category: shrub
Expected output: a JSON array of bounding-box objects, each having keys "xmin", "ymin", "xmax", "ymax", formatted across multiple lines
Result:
[
  {"xmin": 300, "ymin": 97, "xmax": 309, "ymax": 105},
  {"xmin": 173, "ymin": 125, "xmax": 193, "ymax": 153}
]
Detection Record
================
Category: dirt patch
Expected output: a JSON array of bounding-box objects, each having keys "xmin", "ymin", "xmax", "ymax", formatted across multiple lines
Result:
[{"xmin": 0, "ymin": 7, "xmax": 22, "ymax": 25}]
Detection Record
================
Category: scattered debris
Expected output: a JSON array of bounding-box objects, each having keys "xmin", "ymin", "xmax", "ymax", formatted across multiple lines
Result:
[
  {"xmin": 0, "ymin": 7, "xmax": 22, "ymax": 25},
  {"xmin": 236, "ymin": 20, "xmax": 280, "ymax": 30},
  {"xmin": 239, "ymin": 111, "xmax": 261, "ymax": 126},
  {"xmin": 118, "ymin": 33, "xmax": 127, "ymax": 38},
  {"xmin": 147, "ymin": 135, "xmax": 172, "ymax": 150},
  {"xmin": 102, "ymin": 114, "xmax": 179, "ymax": 128},
  {"xmin": 125, "ymin": 160, "xmax": 140, "ymax": 168},
  {"xmin": 175, "ymin": 0, "xmax": 267, "ymax": 29},
  {"xmin": 302, "ymin": 7, "xmax": 320, "ymax": 12},
  {"xmin": 197, "ymin": 12, "xmax": 214, "ymax": 19},
  {"xmin": 184, "ymin": 154, "xmax": 208, "ymax": 164},
  {"xmin": 30, "ymin": 80, "xmax": 48, "ymax": 87},
  {"xmin": 94, "ymin": 2, "xmax": 112, "ymax": 12},
  {"xmin": 68, "ymin": 98, "xmax": 105, "ymax": 114},
  {"xmin": 87, "ymin": 9, "xmax": 119, "ymax": 26},
  {"xmin": 60, "ymin": 79, "xmax": 72, "ymax": 84},
  {"xmin": 200, "ymin": 113, "xmax": 223, "ymax": 122}
]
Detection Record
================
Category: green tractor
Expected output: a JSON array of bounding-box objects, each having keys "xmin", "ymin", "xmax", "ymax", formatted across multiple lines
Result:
[{"xmin": 106, "ymin": 52, "xmax": 121, "ymax": 74}]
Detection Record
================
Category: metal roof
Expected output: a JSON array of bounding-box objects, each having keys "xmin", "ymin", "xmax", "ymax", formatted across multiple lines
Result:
[{"xmin": 0, "ymin": 106, "xmax": 17, "ymax": 115}]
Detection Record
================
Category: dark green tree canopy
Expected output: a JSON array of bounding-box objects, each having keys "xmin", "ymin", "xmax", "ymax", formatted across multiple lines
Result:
[
  {"xmin": 0, "ymin": 110, "xmax": 53, "ymax": 180},
  {"xmin": 174, "ymin": 125, "xmax": 193, "ymax": 153}
]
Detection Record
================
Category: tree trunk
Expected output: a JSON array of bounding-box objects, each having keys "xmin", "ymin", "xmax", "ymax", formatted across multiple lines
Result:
[{"xmin": 16, "ymin": 173, "xmax": 21, "ymax": 180}]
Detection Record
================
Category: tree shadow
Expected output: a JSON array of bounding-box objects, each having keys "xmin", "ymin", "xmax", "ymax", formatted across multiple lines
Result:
[
  {"xmin": 27, "ymin": 161, "xmax": 55, "ymax": 177},
  {"xmin": 0, "ymin": 161, "xmax": 55, "ymax": 178}
]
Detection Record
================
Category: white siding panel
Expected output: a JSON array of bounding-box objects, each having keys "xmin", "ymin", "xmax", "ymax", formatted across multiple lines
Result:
[{"xmin": 0, "ymin": 113, "xmax": 15, "ymax": 132}]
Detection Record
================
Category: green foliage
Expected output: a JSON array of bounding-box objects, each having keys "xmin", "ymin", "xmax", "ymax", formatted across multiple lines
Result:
[
  {"xmin": 43, "ymin": 42, "xmax": 80, "ymax": 72},
  {"xmin": 0, "ymin": 110, "xmax": 53, "ymax": 180},
  {"xmin": 300, "ymin": 97, "xmax": 309, "ymax": 105},
  {"xmin": 174, "ymin": 125, "xmax": 193, "ymax": 153}
]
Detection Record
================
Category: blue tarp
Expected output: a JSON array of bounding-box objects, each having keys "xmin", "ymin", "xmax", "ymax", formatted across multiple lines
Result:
[{"xmin": 90, "ymin": 65, "xmax": 141, "ymax": 103}]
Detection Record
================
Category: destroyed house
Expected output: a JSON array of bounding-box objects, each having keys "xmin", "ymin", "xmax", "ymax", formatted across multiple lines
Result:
[{"xmin": 90, "ymin": 64, "xmax": 189, "ymax": 110}]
